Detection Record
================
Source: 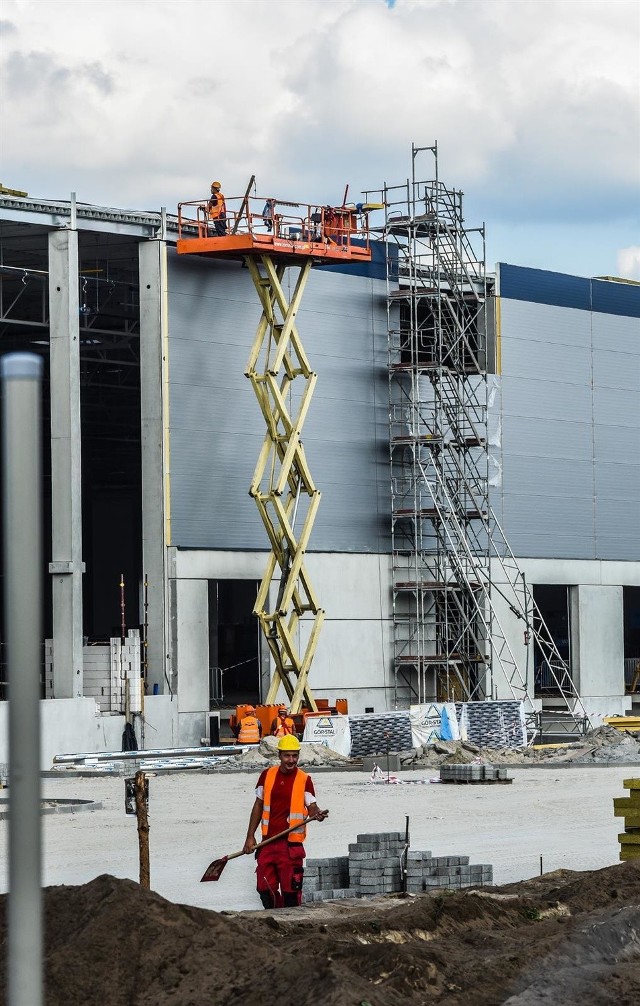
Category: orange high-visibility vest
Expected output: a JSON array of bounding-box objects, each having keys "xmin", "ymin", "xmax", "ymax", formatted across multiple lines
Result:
[
  {"xmin": 238, "ymin": 715, "xmax": 260, "ymax": 744},
  {"xmin": 261, "ymin": 766, "xmax": 308, "ymax": 843},
  {"xmin": 273, "ymin": 717, "xmax": 295, "ymax": 737},
  {"xmin": 208, "ymin": 191, "xmax": 226, "ymax": 220}
]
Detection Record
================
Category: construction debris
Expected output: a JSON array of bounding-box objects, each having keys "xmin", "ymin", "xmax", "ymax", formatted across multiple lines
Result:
[
  {"xmin": 229, "ymin": 734, "xmax": 353, "ymax": 770},
  {"xmin": 398, "ymin": 726, "xmax": 640, "ymax": 770}
]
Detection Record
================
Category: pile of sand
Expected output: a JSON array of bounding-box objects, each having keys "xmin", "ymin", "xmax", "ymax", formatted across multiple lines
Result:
[
  {"xmin": 3, "ymin": 862, "xmax": 639, "ymax": 1005},
  {"xmin": 225, "ymin": 735, "xmax": 352, "ymax": 771}
]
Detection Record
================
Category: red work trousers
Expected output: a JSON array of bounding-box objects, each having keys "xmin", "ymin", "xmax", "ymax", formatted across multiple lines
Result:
[{"xmin": 256, "ymin": 839, "xmax": 305, "ymax": 908}]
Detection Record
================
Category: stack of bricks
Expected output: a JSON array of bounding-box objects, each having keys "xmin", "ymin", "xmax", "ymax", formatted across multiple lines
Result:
[
  {"xmin": 614, "ymin": 777, "xmax": 640, "ymax": 861},
  {"xmin": 348, "ymin": 831, "xmax": 406, "ymax": 896},
  {"xmin": 405, "ymin": 851, "xmax": 493, "ymax": 891},
  {"xmin": 454, "ymin": 700, "xmax": 525, "ymax": 748},
  {"xmin": 440, "ymin": 764, "xmax": 512, "ymax": 784},
  {"xmin": 302, "ymin": 856, "xmax": 350, "ymax": 899},
  {"xmin": 348, "ymin": 713, "xmax": 413, "ymax": 758},
  {"xmin": 302, "ymin": 831, "xmax": 493, "ymax": 903}
]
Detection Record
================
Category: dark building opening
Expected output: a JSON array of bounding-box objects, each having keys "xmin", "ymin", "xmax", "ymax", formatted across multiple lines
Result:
[
  {"xmin": 533, "ymin": 584, "xmax": 572, "ymax": 696},
  {"xmin": 208, "ymin": 579, "xmax": 261, "ymax": 708},
  {"xmin": 0, "ymin": 223, "xmax": 143, "ymax": 683},
  {"xmin": 624, "ymin": 586, "xmax": 640, "ymax": 693}
]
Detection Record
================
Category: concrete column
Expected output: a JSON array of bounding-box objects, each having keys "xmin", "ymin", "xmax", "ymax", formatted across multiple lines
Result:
[
  {"xmin": 573, "ymin": 584, "xmax": 624, "ymax": 706},
  {"xmin": 173, "ymin": 578, "xmax": 209, "ymax": 745},
  {"xmin": 48, "ymin": 229, "xmax": 84, "ymax": 698},
  {"xmin": 139, "ymin": 240, "xmax": 169, "ymax": 695},
  {"xmin": 174, "ymin": 579, "xmax": 209, "ymax": 712}
]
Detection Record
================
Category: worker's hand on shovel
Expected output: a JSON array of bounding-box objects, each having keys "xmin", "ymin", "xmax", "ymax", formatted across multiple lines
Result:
[
  {"xmin": 243, "ymin": 835, "xmax": 257, "ymax": 855},
  {"xmin": 308, "ymin": 805, "xmax": 329, "ymax": 822}
]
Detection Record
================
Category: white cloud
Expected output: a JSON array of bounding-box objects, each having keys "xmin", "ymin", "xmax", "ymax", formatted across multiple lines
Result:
[
  {"xmin": 1, "ymin": 0, "xmax": 638, "ymax": 276},
  {"xmin": 616, "ymin": 247, "xmax": 640, "ymax": 281}
]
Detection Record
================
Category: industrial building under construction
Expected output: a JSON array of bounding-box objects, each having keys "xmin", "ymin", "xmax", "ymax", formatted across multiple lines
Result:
[{"xmin": 0, "ymin": 146, "xmax": 639, "ymax": 763}]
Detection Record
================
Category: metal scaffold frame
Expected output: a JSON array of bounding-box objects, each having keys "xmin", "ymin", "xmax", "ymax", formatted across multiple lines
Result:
[{"xmin": 367, "ymin": 144, "xmax": 590, "ymax": 736}]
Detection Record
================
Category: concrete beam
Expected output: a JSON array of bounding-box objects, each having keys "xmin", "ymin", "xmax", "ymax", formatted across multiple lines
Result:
[{"xmin": 48, "ymin": 229, "xmax": 84, "ymax": 698}]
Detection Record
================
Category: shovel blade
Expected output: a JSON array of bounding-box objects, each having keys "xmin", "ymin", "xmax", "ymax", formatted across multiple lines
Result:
[{"xmin": 201, "ymin": 856, "xmax": 228, "ymax": 882}]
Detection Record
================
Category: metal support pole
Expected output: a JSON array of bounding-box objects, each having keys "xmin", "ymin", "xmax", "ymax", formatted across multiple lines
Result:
[{"xmin": 1, "ymin": 352, "xmax": 44, "ymax": 1006}]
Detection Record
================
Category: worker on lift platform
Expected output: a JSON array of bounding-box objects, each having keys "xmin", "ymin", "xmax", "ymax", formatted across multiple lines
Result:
[
  {"xmin": 207, "ymin": 181, "xmax": 227, "ymax": 236},
  {"xmin": 262, "ymin": 198, "xmax": 275, "ymax": 232}
]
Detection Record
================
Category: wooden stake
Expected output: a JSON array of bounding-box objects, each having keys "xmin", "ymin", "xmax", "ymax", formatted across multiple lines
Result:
[{"xmin": 135, "ymin": 770, "xmax": 150, "ymax": 889}]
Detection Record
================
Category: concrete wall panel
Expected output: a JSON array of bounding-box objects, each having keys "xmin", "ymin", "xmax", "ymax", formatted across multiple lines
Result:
[{"xmin": 573, "ymin": 585, "xmax": 624, "ymax": 699}]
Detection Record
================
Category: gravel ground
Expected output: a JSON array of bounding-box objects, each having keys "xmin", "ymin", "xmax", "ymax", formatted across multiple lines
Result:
[{"xmin": 0, "ymin": 763, "xmax": 634, "ymax": 913}]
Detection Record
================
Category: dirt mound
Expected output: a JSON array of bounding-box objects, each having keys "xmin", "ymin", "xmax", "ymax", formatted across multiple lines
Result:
[
  {"xmin": 230, "ymin": 735, "xmax": 352, "ymax": 770},
  {"xmin": 1, "ymin": 863, "xmax": 639, "ymax": 1005}
]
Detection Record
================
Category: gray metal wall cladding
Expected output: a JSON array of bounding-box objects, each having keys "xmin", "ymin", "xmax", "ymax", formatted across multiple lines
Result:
[
  {"xmin": 166, "ymin": 249, "xmax": 391, "ymax": 551},
  {"xmin": 493, "ymin": 299, "xmax": 640, "ymax": 561}
]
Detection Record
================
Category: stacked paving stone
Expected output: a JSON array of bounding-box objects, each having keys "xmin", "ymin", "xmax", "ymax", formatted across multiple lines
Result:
[
  {"xmin": 302, "ymin": 855, "xmax": 350, "ymax": 897},
  {"xmin": 349, "ymin": 712, "xmax": 413, "ymax": 758},
  {"xmin": 348, "ymin": 701, "xmax": 525, "ymax": 759},
  {"xmin": 348, "ymin": 831, "xmax": 406, "ymax": 896},
  {"xmin": 455, "ymin": 700, "xmax": 525, "ymax": 748},
  {"xmin": 302, "ymin": 831, "xmax": 493, "ymax": 902},
  {"xmin": 440, "ymin": 764, "xmax": 511, "ymax": 783},
  {"xmin": 405, "ymin": 851, "xmax": 492, "ymax": 891}
]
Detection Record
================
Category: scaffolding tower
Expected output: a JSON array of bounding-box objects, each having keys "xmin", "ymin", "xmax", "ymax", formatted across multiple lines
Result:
[{"xmin": 368, "ymin": 144, "xmax": 590, "ymax": 737}]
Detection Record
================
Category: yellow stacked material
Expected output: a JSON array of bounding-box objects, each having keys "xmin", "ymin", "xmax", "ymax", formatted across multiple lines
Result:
[
  {"xmin": 614, "ymin": 778, "xmax": 640, "ymax": 860},
  {"xmin": 604, "ymin": 716, "xmax": 640, "ymax": 733}
]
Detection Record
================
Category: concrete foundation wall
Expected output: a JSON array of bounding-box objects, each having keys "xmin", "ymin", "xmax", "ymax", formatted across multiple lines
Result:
[
  {"xmin": 169, "ymin": 549, "xmax": 394, "ymax": 715},
  {"xmin": 491, "ymin": 557, "xmax": 638, "ymax": 718},
  {"xmin": 0, "ymin": 695, "xmax": 178, "ymax": 770},
  {"xmin": 166, "ymin": 549, "xmax": 636, "ymax": 717}
]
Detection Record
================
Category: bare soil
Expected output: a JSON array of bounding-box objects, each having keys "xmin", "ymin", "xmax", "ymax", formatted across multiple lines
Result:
[{"xmin": 1, "ymin": 861, "xmax": 639, "ymax": 1005}]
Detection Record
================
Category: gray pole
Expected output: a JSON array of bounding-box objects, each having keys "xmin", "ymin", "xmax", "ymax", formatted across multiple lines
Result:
[{"xmin": 1, "ymin": 352, "xmax": 44, "ymax": 1006}]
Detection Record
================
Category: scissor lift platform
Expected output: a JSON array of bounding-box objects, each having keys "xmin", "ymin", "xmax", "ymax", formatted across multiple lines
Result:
[
  {"xmin": 177, "ymin": 194, "xmax": 373, "ymax": 263},
  {"xmin": 174, "ymin": 188, "xmax": 376, "ymax": 711}
]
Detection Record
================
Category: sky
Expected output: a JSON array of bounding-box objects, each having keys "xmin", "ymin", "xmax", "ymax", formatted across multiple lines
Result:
[{"xmin": 1, "ymin": 0, "xmax": 639, "ymax": 279}]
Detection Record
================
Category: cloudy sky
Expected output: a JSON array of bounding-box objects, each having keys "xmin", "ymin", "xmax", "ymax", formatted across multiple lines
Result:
[{"xmin": 1, "ymin": 0, "xmax": 639, "ymax": 279}]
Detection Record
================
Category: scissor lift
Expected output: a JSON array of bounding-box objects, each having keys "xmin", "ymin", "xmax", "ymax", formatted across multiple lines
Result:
[{"xmin": 177, "ymin": 192, "xmax": 374, "ymax": 712}]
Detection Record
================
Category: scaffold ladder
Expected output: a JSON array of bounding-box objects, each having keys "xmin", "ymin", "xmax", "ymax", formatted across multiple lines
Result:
[{"xmin": 368, "ymin": 143, "xmax": 590, "ymax": 736}]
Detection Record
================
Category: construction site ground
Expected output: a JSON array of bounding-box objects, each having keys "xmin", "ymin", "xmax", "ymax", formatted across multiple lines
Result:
[{"xmin": 1, "ymin": 730, "xmax": 639, "ymax": 1004}]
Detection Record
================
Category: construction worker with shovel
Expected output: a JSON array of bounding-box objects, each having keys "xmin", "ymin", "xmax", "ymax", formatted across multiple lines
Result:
[{"xmin": 243, "ymin": 735, "xmax": 328, "ymax": 908}]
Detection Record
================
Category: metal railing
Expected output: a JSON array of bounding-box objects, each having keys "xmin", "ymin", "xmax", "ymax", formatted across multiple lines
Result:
[{"xmin": 177, "ymin": 194, "xmax": 371, "ymax": 253}]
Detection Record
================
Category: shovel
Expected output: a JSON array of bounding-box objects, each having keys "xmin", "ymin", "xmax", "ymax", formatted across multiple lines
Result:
[{"xmin": 201, "ymin": 819, "xmax": 319, "ymax": 882}]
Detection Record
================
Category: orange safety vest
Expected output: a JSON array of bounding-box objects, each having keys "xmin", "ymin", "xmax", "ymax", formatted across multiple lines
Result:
[
  {"xmin": 273, "ymin": 717, "xmax": 295, "ymax": 737},
  {"xmin": 208, "ymin": 191, "xmax": 226, "ymax": 220},
  {"xmin": 238, "ymin": 715, "xmax": 260, "ymax": 744},
  {"xmin": 261, "ymin": 766, "xmax": 308, "ymax": 843}
]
